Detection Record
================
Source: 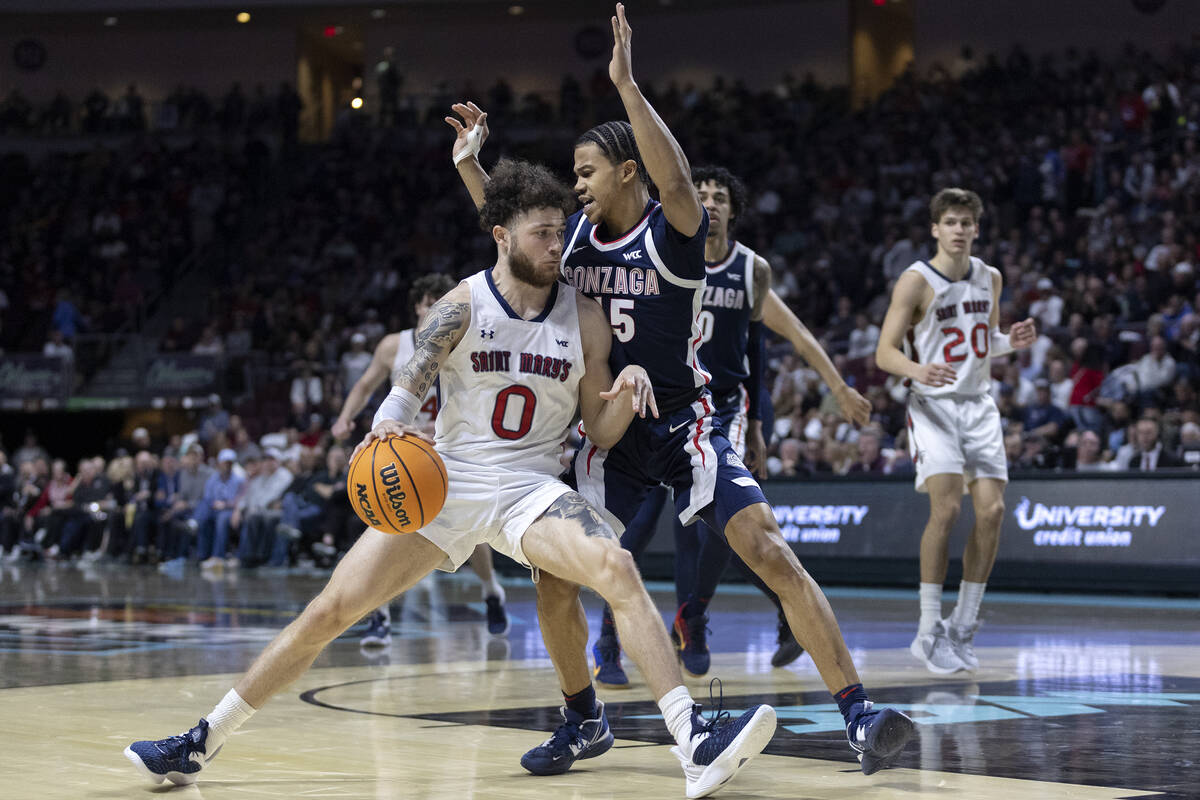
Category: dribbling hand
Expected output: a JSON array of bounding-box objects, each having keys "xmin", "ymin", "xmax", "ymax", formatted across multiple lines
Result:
[
  {"xmin": 351, "ymin": 419, "xmax": 434, "ymax": 463},
  {"xmin": 913, "ymin": 363, "xmax": 957, "ymax": 388},
  {"xmin": 445, "ymin": 102, "xmax": 489, "ymax": 165},
  {"xmin": 601, "ymin": 364, "xmax": 658, "ymax": 418}
]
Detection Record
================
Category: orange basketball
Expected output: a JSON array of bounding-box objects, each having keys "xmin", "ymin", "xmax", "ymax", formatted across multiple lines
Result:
[{"xmin": 346, "ymin": 434, "xmax": 448, "ymax": 534}]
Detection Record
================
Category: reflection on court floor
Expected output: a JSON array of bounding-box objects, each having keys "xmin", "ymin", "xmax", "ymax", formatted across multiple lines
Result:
[{"xmin": 0, "ymin": 563, "xmax": 1197, "ymax": 799}]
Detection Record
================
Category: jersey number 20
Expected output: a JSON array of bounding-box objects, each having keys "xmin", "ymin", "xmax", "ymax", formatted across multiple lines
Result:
[{"xmin": 941, "ymin": 322, "xmax": 989, "ymax": 363}]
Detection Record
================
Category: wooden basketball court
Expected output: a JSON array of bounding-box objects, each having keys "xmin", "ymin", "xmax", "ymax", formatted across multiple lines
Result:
[{"xmin": 1, "ymin": 563, "xmax": 1197, "ymax": 799}]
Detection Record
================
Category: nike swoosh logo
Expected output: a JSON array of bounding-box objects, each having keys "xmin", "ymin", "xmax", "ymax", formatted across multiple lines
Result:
[
  {"xmin": 572, "ymin": 246, "xmax": 587, "ymax": 254},
  {"xmin": 668, "ymin": 420, "xmax": 692, "ymax": 434}
]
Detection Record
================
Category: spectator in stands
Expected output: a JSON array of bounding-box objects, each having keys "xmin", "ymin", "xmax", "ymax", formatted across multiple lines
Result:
[
  {"xmin": 340, "ymin": 333, "xmax": 372, "ymax": 394},
  {"xmin": 1072, "ymin": 430, "xmax": 1111, "ymax": 472},
  {"xmin": 1047, "ymin": 358, "xmax": 1073, "ymax": 410},
  {"xmin": 13, "ymin": 432, "xmax": 48, "ymax": 469},
  {"xmin": 1023, "ymin": 379, "xmax": 1070, "ymax": 442},
  {"xmin": 126, "ymin": 451, "xmax": 161, "ymax": 564},
  {"xmin": 231, "ymin": 449, "xmax": 293, "ymax": 568},
  {"xmin": 194, "ymin": 449, "xmax": 245, "ymax": 569},
  {"xmin": 846, "ymin": 426, "xmax": 887, "ymax": 474},
  {"xmin": 1116, "ymin": 416, "xmax": 1184, "ymax": 471},
  {"xmin": 1068, "ymin": 340, "xmax": 1107, "ymax": 432},
  {"xmin": 847, "ymin": 313, "xmax": 880, "ymax": 360},
  {"xmin": 308, "ymin": 444, "xmax": 356, "ymax": 562},
  {"xmin": 1135, "ymin": 336, "xmax": 1177, "ymax": 405},
  {"xmin": 158, "ymin": 444, "xmax": 212, "ymax": 569},
  {"xmin": 58, "ymin": 458, "xmax": 114, "ymax": 561},
  {"xmin": 192, "ymin": 324, "xmax": 225, "ymax": 356},
  {"xmin": 1179, "ymin": 421, "xmax": 1200, "ymax": 468},
  {"xmin": 289, "ymin": 360, "xmax": 323, "ymax": 417}
]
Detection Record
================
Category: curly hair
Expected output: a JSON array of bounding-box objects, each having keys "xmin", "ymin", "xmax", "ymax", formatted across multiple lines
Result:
[
  {"xmin": 930, "ymin": 188, "xmax": 984, "ymax": 224},
  {"xmin": 478, "ymin": 158, "xmax": 574, "ymax": 232},
  {"xmin": 575, "ymin": 120, "xmax": 651, "ymax": 185},
  {"xmin": 691, "ymin": 165, "xmax": 748, "ymax": 234},
  {"xmin": 407, "ymin": 273, "xmax": 457, "ymax": 310}
]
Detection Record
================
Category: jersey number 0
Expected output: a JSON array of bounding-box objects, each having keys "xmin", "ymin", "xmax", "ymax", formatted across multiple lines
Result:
[{"xmin": 491, "ymin": 385, "xmax": 536, "ymax": 440}]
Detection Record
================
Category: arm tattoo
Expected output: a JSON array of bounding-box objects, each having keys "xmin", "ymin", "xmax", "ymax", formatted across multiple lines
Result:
[
  {"xmin": 395, "ymin": 300, "xmax": 469, "ymax": 398},
  {"xmin": 543, "ymin": 492, "xmax": 618, "ymax": 539}
]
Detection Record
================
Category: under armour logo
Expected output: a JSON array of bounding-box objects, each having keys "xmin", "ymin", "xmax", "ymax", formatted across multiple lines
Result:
[
  {"xmin": 480, "ymin": 329, "xmax": 495, "ymax": 339},
  {"xmin": 556, "ymin": 338, "xmax": 569, "ymax": 347}
]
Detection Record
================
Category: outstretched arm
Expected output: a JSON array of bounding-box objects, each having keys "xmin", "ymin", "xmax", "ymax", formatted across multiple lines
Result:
[
  {"xmin": 353, "ymin": 283, "xmax": 471, "ymax": 458},
  {"xmin": 446, "ymin": 101, "xmax": 490, "ymax": 210},
  {"xmin": 332, "ymin": 336, "xmax": 397, "ymax": 440},
  {"xmin": 608, "ymin": 4, "xmax": 702, "ymax": 237},
  {"xmin": 762, "ymin": 284, "xmax": 872, "ymax": 427},
  {"xmin": 576, "ymin": 296, "xmax": 657, "ymax": 449}
]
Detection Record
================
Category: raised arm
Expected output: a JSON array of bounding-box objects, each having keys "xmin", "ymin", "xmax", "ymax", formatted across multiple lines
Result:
[
  {"xmin": 875, "ymin": 270, "xmax": 958, "ymax": 389},
  {"xmin": 608, "ymin": 3, "xmax": 703, "ymax": 236},
  {"xmin": 575, "ymin": 296, "xmax": 657, "ymax": 449},
  {"xmin": 332, "ymin": 335, "xmax": 398, "ymax": 440},
  {"xmin": 761, "ymin": 278, "xmax": 872, "ymax": 426},
  {"xmin": 354, "ymin": 283, "xmax": 472, "ymax": 456},
  {"xmin": 446, "ymin": 101, "xmax": 490, "ymax": 210}
]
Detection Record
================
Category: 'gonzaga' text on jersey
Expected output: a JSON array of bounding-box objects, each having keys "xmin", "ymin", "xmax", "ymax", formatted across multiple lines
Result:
[
  {"xmin": 697, "ymin": 241, "xmax": 758, "ymax": 393},
  {"xmin": 903, "ymin": 257, "xmax": 996, "ymax": 397},
  {"xmin": 560, "ymin": 201, "xmax": 711, "ymax": 411}
]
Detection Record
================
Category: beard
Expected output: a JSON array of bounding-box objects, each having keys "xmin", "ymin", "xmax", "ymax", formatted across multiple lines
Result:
[{"xmin": 508, "ymin": 240, "xmax": 559, "ymax": 288}]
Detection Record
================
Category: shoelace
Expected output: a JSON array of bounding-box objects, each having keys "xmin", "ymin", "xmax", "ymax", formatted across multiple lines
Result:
[
  {"xmin": 159, "ymin": 728, "xmax": 204, "ymax": 760},
  {"xmin": 693, "ymin": 678, "xmax": 731, "ymax": 737},
  {"xmin": 548, "ymin": 718, "xmax": 584, "ymax": 750},
  {"xmin": 682, "ymin": 614, "xmax": 710, "ymax": 647}
]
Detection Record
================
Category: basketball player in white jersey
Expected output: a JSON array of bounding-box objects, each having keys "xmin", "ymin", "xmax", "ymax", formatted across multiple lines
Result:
[
  {"xmin": 876, "ymin": 188, "xmax": 1036, "ymax": 674},
  {"xmin": 332, "ymin": 273, "xmax": 510, "ymax": 642},
  {"xmin": 126, "ymin": 159, "xmax": 777, "ymax": 800}
]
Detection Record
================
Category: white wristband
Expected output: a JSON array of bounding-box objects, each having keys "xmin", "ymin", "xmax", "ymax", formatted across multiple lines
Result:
[
  {"xmin": 452, "ymin": 124, "xmax": 484, "ymax": 166},
  {"xmin": 990, "ymin": 330, "xmax": 1013, "ymax": 358},
  {"xmin": 373, "ymin": 385, "xmax": 422, "ymax": 428}
]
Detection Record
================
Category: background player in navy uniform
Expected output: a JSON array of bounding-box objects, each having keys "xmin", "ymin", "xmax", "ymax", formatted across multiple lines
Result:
[
  {"xmin": 331, "ymin": 273, "xmax": 510, "ymax": 642},
  {"xmin": 587, "ymin": 166, "xmax": 875, "ymax": 686},
  {"xmin": 449, "ymin": 3, "xmax": 913, "ymax": 776}
]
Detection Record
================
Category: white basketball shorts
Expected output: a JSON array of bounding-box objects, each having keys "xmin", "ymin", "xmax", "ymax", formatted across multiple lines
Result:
[
  {"xmin": 413, "ymin": 453, "xmax": 572, "ymax": 572},
  {"xmin": 906, "ymin": 393, "xmax": 1007, "ymax": 493}
]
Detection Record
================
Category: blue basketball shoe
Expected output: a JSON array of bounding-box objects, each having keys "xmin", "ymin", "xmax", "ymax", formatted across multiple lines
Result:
[
  {"xmin": 485, "ymin": 595, "xmax": 509, "ymax": 636},
  {"xmin": 591, "ymin": 633, "xmax": 630, "ymax": 688},
  {"xmin": 673, "ymin": 605, "xmax": 711, "ymax": 677},
  {"xmin": 359, "ymin": 610, "xmax": 391, "ymax": 648},
  {"xmin": 670, "ymin": 682, "xmax": 777, "ymax": 799},
  {"xmin": 520, "ymin": 700, "xmax": 614, "ymax": 775},
  {"xmin": 845, "ymin": 701, "xmax": 915, "ymax": 775},
  {"xmin": 124, "ymin": 718, "xmax": 220, "ymax": 786}
]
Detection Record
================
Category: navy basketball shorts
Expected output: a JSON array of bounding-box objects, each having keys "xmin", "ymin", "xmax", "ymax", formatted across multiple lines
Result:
[{"xmin": 569, "ymin": 391, "xmax": 766, "ymax": 537}]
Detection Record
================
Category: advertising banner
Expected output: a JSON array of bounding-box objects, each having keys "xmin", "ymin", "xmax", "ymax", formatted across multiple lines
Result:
[
  {"xmin": 0, "ymin": 355, "xmax": 72, "ymax": 401},
  {"xmin": 642, "ymin": 476, "xmax": 1200, "ymax": 568}
]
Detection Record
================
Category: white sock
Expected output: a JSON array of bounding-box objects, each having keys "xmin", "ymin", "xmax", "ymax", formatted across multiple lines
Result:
[
  {"xmin": 918, "ymin": 582, "xmax": 943, "ymax": 635},
  {"xmin": 484, "ymin": 578, "xmax": 505, "ymax": 604},
  {"xmin": 657, "ymin": 685, "xmax": 697, "ymax": 754},
  {"xmin": 951, "ymin": 581, "xmax": 987, "ymax": 627},
  {"xmin": 206, "ymin": 689, "xmax": 256, "ymax": 751},
  {"xmin": 377, "ymin": 605, "xmax": 391, "ymax": 625}
]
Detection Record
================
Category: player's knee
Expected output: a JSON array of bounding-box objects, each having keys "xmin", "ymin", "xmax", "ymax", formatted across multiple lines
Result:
[
  {"xmin": 977, "ymin": 498, "xmax": 1005, "ymax": 530},
  {"xmin": 303, "ymin": 591, "xmax": 359, "ymax": 641},
  {"xmin": 596, "ymin": 545, "xmax": 641, "ymax": 595},
  {"xmin": 928, "ymin": 499, "xmax": 962, "ymax": 531}
]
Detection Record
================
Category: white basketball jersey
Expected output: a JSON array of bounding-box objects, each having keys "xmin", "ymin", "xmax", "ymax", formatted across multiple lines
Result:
[
  {"xmin": 392, "ymin": 329, "xmax": 440, "ymax": 427},
  {"xmin": 904, "ymin": 258, "xmax": 995, "ymax": 397},
  {"xmin": 435, "ymin": 270, "xmax": 585, "ymax": 476}
]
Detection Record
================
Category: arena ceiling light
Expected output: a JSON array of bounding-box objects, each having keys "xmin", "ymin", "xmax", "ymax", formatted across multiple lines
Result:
[{"xmin": 236, "ymin": 11, "xmax": 250, "ymax": 24}]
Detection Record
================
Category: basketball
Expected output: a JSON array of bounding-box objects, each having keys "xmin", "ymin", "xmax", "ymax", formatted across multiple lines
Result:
[{"xmin": 346, "ymin": 434, "xmax": 448, "ymax": 534}]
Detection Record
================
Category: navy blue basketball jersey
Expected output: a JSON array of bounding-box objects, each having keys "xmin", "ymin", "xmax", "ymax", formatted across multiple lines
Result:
[
  {"xmin": 698, "ymin": 241, "xmax": 758, "ymax": 394},
  {"xmin": 560, "ymin": 200, "xmax": 711, "ymax": 411}
]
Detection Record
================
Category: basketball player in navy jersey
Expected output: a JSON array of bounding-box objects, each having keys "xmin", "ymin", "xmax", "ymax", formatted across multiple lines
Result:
[
  {"xmin": 332, "ymin": 273, "xmax": 510, "ymax": 642},
  {"xmin": 588, "ymin": 166, "xmax": 874, "ymax": 684},
  {"xmin": 449, "ymin": 3, "xmax": 913, "ymax": 776},
  {"xmin": 126, "ymin": 160, "xmax": 778, "ymax": 800}
]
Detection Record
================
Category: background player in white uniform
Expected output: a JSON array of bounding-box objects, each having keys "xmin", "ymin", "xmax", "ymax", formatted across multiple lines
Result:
[
  {"xmin": 332, "ymin": 273, "xmax": 509, "ymax": 642},
  {"xmin": 126, "ymin": 159, "xmax": 777, "ymax": 800},
  {"xmin": 876, "ymin": 188, "xmax": 1036, "ymax": 674}
]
